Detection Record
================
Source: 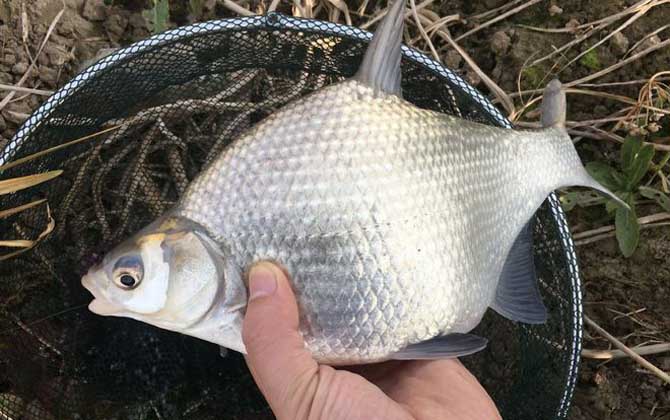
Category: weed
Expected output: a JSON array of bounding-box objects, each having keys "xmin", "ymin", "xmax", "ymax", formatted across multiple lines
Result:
[
  {"xmin": 144, "ymin": 0, "xmax": 170, "ymax": 34},
  {"xmin": 578, "ymin": 49, "xmax": 602, "ymax": 71}
]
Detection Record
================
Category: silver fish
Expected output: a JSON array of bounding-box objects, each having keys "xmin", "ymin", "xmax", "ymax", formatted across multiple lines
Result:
[{"xmin": 82, "ymin": 0, "xmax": 621, "ymax": 364}]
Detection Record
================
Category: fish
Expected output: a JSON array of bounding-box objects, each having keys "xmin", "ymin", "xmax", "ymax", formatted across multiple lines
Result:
[{"xmin": 81, "ymin": 0, "xmax": 623, "ymax": 365}]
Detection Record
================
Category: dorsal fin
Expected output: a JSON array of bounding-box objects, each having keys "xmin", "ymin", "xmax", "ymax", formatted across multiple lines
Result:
[
  {"xmin": 354, "ymin": 0, "xmax": 405, "ymax": 96},
  {"xmin": 541, "ymin": 79, "xmax": 566, "ymax": 128}
]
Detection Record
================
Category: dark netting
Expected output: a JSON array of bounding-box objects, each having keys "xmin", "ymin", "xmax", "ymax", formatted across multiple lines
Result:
[{"xmin": 0, "ymin": 14, "xmax": 582, "ymax": 420}]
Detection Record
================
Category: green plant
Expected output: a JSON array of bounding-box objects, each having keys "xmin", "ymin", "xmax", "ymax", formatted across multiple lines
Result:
[
  {"xmin": 578, "ymin": 49, "xmax": 601, "ymax": 71},
  {"xmin": 563, "ymin": 136, "xmax": 670, "ymax": 257},
  {"xmin": 144, "ymin": 0, "xmax": 170, "ymax": 34}
]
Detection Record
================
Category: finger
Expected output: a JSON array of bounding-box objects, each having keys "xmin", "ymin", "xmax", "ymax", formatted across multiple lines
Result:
[{"xmin": 242, "ymin": 261, "xmax": 319, "ymax": 416}]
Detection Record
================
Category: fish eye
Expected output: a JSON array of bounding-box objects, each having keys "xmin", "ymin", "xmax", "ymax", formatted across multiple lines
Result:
[
  {"xmin": 119, "ymin": 274, "xmax": 137, "ymax": 288},
  {"xmin": 112, "ymin": 255, "xmax": 144, "ymax": 290}
]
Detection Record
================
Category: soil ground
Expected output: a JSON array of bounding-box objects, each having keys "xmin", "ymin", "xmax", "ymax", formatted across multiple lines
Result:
[{"xmin": 1, "ymin": 0, "xmax": 669, "ymax": 419}]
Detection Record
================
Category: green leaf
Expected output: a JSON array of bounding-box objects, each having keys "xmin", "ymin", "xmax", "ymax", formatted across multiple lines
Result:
[
  {"xmin": 585, "ymin": 162, "xmax": 624, "ymax": 191},
  {"xmin": 560, "ymin": 190, "xmax": 606, "ymax": 211},
  {"xmin": 606, "ymin": 198, "xmax": 619, "ymax": 214},
  {"xmin": 621, "ymin": 136, "xmax": 641, "ymax": 173},
  {"xmin": 605, "ymin": 191, "xmax": 631, "ymax": 213},
  {"xmin": 560, "ymin": 192, "xmax": 577, "ymax": 211},
  {"xmin": 143, "ymin": 0, "xmax": 170, "ymax": 34},
  {"xmin": 627, "ymin": 144, "xmax": 655, "ymax": 189},
  {"xmin": 615, "ymin": 205, "xmax": 639, "ymax": 257},
  {"xmin": 639, "ymin": 186, "xmax": 670, "ymax": 212}
]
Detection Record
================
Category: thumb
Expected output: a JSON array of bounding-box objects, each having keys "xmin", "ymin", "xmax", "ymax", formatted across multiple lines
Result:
[{"xmin": 242, "ymin": 261, "xmax": 319, "ymax": 418}]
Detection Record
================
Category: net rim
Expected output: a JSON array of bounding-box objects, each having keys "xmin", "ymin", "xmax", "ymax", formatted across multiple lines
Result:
[{"xmin": 0, "ymin": 12, "xmax": 582, "ymax": 419}]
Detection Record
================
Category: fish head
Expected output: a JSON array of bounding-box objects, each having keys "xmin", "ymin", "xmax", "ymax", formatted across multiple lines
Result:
[{"xmin": 81, "ymin": 216, "xmax": 224, "ymax": 331}]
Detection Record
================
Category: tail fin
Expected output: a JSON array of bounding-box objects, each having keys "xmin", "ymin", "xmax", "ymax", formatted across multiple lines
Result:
[
  {"xmin": 354, "ymin": 0, "xmax": 404, "ymax": 96},
  {"xmin": 573, "ymin": 169, "xmax": 630, "ymax": 209},
  {"xmin": 541, "ymin": 79, "xmax": 630, "ymax": 210}
]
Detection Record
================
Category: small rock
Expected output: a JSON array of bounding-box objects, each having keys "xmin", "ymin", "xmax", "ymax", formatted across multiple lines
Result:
[
  {"xmin": 128, "ymin": 12, "xmax": 150, "ymax": 40},
  {"xmin": 610, "ymin": 31, "xmax": 630, "ymax": 56},
  {"xmin": 636, "ymin": 34, "xmax": 661, "ymax": 52},
  {"xmin": 82, "ymin": 0, "xmax": 107, "ymax": 21},
  {"xmin": 38, "ymin": 66, "xmax": 58, "ymax": 86},
  {"xmin": 444, "ymin": 50, "xmax": 462, "ymax": 69},
  {"xmin": 0, "ymin": 72, "xmax": 12, "ymax": 84},
  {"xmin": 128, "ymin": 12, "xmax": 148, "ymax": 30},
  {"xmin": 3, "ymin": 54, "xmax": 16, "ymax": 66},
  {"xmin": 45, "ymin": 45, "xmax": 68, "ymax": 67},
  {"xmin": 594, "ymin": 367, "xmax": 608, "ymax": 385},
  {"xmin": 2, "ymin": 102, "xmax": 32, "ymax": 125},
  {"xmin": 565, "ymin": 18, "xmax": 580, "ymax": 32},
  {"xmin": 490, "ymin": 31, "xmax": 511, "ymax": 56},
  {"xmin": 104, "ymin": 13, "xmax": 128, "ymax": 43},
  {"xmin": 27, "ymin": 96, "xmax": 40, "ymax": 110},
  {"xmin": 549, "ymin": 4, "xmax": 563, "ymax": 15},
  {"xmin": 659, "ymin": 356, "xmax": 670, "ymax": 371},
  {"xmin": 37, "ymin": 52, "xmax": 50, "ymax": 67},
  {"xmin": 465, "ymin": 69, "xmax": 481, "ymax": 87},
  {"xmin": 11, "ymin": 62, "xmax": 28, "ymax": 76}
]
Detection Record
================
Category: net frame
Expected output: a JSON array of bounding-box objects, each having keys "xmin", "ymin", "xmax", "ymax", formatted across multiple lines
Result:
[{"xmin": 0, "ymin": 13, "xmax": 583, "ymax": 420}]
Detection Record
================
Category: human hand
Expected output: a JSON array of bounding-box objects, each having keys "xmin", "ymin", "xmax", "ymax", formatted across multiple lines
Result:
[{"xmin": 242, "ymin": 261, "xmax": 502, "ymax": 420}]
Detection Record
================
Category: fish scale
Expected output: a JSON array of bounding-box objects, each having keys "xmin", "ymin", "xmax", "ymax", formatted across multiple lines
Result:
[{"xmin": 177, "ymin": 80, "xmax": 562, "ymax": 362}]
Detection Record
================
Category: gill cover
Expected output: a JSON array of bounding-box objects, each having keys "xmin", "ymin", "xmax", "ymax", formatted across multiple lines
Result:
[{"xmin": 122, "ymin": 235, "xmax": 170, "ymax": 314}]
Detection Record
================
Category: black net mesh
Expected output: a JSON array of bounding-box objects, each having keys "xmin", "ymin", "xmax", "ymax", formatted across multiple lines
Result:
[{"xmin": 0, "ymin": 14, "xmax": 581, "ymax": 420}]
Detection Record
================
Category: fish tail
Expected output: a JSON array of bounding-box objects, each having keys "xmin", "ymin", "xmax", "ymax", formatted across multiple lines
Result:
[
  {"xmin": 564, "ymin": 165, "xmax": 629, "ymax": 210},
  {"xmin": 540, "ymin": 79, "xmax": 629, "ymax": 210}
]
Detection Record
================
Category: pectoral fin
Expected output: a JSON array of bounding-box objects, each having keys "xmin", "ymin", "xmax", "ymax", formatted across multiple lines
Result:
[
  {"xmin": 491, "ymin": 221, "xmax": 547, "ymax": 324},
  {"xmin": 391, "ymin": 333, "xmax": 488, "ymax": 360}
]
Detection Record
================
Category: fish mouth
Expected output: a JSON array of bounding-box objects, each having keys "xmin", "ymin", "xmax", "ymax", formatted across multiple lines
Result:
[
  {"xmin": 81, "ymin": 272, "xmax": 123, "ymax": 316},
  {"xmin": 88, "ymin": 298, "xmax": 124, "ymax": 316}
]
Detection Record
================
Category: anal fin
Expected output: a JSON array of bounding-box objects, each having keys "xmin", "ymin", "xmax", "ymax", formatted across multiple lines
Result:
[
  {"xmin": 491, "ymin": 221, "xmax": 547, "ymax": 324},
  {"xmin": 392, "ymin": 333, "xmax": 488, "ymax": 360}
]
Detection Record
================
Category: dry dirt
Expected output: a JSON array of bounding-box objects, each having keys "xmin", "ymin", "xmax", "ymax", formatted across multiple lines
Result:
[{"xmin": 1, "ymin": 0, "xmax": 669, "ymax": 419}]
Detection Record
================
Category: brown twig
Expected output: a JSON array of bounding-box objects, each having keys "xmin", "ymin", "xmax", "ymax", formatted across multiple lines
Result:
[
  {"xmin": 566, "ymin": 38, "xmax": 670, "ymax": 87},
  {"xmin": 582, "ymin": 343, "xmax": 670, "ymax": 360},
  {"xmin": 573, "ymin": 213, "xmax": 670, "ymax": 246},
  {"xmin": 584, "ymin": 315, "xmax": 670, "ymax": 384},
  {"xmin": 0, "ymin": 83, "xmax": 53, "ymax": 96},
  {"xmin": 220, "ymin": 0, "xmax": 255, "ymax": 16},
  {"xmin": 359, "ymin": 0, "xmax": 434, "ymax": 30},
  {"xmin": 455, "ymin": 0, "xmax": 541, "ymax": 42}
]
